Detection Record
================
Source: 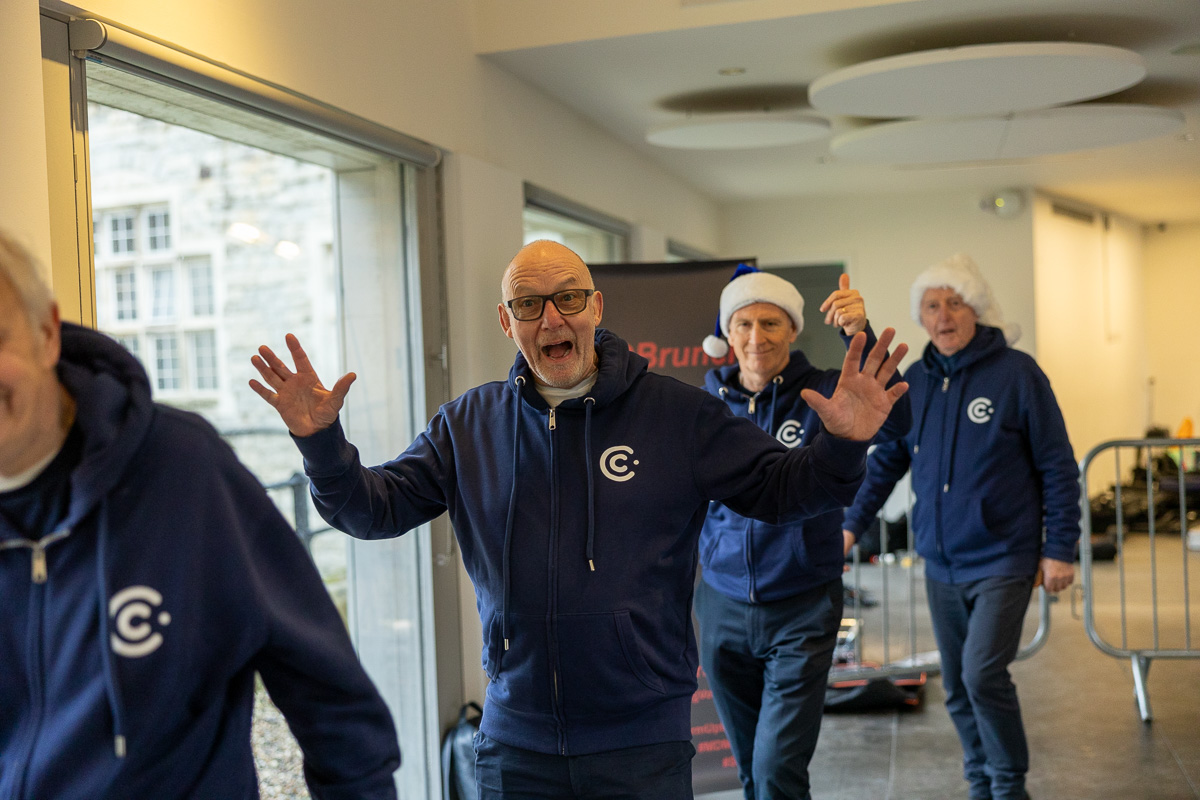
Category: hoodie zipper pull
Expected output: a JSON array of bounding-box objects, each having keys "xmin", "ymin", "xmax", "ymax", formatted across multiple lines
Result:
[
  {"xmin": 748, "ymin": 396, "xmax": 756, "ymax": 414},
  {"xmin": 31, "ymin": 545, "xmax": 48, "ymax": 584},
  {"xmin": 942, "ymin": 377, "xmax": 950, "ymax": 393},
  {"xmin": 548, "ymin": 407, "xmax": 556, "ymax": 430}
]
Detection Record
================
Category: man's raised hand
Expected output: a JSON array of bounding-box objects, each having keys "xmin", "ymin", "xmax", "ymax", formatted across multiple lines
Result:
[
  {"xmin": 249, "ymin": 334, "xmax": 356, "ymax": 437},
  {"xmin": 819, "ymin": 273, "xmax": 867, "ymax": 336},
  {"xmin": 802, "ymin": 328, "xmax": 908, "ymax": 441}
]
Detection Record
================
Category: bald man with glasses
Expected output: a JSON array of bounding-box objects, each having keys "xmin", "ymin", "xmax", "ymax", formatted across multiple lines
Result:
[{"xmin": 252, "ymin": 239, "xmax": 909, "ymax": 800}]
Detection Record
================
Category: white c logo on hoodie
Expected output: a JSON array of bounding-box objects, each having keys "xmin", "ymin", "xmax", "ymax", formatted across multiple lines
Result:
[
  {"xmin": 776, "ymin": 420, "xmax": 804, "ymax": 448},
  {"xmin": 110, "ymin": 585, "xmax": 172, "ymax": 658},
  {"xmin": 600, "ymin": 445, "xmax": 638, "ymax": 482},
  {"xmin": 967, "ymin": 397, "xmax": 994, "ymax": 424}
]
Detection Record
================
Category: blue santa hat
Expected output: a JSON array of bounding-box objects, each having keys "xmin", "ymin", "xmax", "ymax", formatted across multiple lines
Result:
[{"xmin": 702, "ymin": 263, "xmax": 805, "ymax": 359}]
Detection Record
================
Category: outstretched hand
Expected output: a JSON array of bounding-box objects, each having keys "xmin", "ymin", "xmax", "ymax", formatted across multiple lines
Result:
[
  {"xmin": 801, "ymin": 328, "xmax": 908, "ymax": 441},
  {"xmin": 249, "ymin": 334, "xmax": 356, "ymax": 437},
  {"xmin": 819, "ymin": 273, "xmax": 867, "ymax": 336}
]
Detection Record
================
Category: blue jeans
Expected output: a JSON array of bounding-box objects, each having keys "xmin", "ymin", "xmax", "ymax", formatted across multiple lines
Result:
[
  {"xmin": 473, "ymin": 730, "xmax": 695, "ymax": 800},
  {"xmin": 695, "ymin": 579, "xmax": 842, "ymax": 800},
  {"xmin": 926, "ymin": 575, "xmax": 1035, "ymax": 800}
]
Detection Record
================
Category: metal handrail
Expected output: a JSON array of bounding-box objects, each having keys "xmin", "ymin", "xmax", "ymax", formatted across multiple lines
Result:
[{"xmin": 262, "ymin": 471, "xmax": 333, "ymax": 557}]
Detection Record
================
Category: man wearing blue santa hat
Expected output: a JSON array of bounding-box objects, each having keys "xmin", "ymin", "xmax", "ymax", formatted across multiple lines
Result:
[{"xmin": 696, "ymin": 264, "xmax": 911, "ymax": 800}]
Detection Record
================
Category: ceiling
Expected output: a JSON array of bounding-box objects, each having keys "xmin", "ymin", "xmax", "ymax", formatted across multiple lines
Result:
[{"xmin": 480, "ymin": 0, "xmax": 1200, "ymax": 223}]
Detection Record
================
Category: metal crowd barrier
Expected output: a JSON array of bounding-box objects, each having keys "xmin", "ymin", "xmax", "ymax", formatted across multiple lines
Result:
[
  {"xmin": 1079, "ymin": 437, "xmax": 1200, "ymax": 722},
  {"xmin": 835, "ymin": 515, "xmax": 1052, "ymax": 685}
]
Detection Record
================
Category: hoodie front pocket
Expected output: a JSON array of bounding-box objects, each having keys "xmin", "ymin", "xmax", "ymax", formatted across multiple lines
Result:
[
  {"xmin": 556, "ymin": 610, "xmax": 667, "ymax": 719},
  {"xmin": 482, "ymin": 612, "xmax": 501, "ymax": 679}
]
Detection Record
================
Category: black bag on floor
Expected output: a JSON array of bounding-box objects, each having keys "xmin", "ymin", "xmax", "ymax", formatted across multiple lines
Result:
[
  {"xmin": 825, "ymin": 673, "xmax": 926, "ymax": 712},
  {"xmin": 441, "ymin": 702, "xmax": 482, "ymax": 800}
]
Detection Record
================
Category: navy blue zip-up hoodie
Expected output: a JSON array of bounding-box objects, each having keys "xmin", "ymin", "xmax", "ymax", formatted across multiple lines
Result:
[
  {"xmin": 699, "ymin": 326, "xmax": 912, "ymax": 603},
  {"xmin": 0, "ymin": 324, "xmax": 400, "ymax": 800},
  {"xmin": 294, "ymin": 329, "xmax": 871, "ymax": 756},
  {"xmin": 843, "ymin": 325, "xmax": 1080, "ymax": 584}
]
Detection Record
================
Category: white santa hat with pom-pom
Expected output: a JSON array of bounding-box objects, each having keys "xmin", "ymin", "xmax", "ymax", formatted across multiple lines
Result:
[
  {"xmin": 702, "ymin": 264, "xmax": 805, "ymax": 359},
  {"xmin": 909, "ymin": 253, "xmax": 1021, "ymax": 345}
]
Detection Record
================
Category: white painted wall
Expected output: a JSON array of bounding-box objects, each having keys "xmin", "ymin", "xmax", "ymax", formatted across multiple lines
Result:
[
  {"xmin": 1143, "ymin": 222, "xmax": 1200, "ymax": 434},
  {"xmin": 2, "ymin": 0, "xmax": 53, "ymax": 269},
  {"xmin": 1032, "ymin": 195, "xmax": 1150, "ymax": 460},
  {"xmin": 720, "ymin": 189, "xmax": 1038, "ymax": 372}
]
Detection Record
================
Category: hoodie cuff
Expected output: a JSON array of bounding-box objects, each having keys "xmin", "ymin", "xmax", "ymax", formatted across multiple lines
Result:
[
  {"xmin": 292, "ymin": 417, "xmax": 358, "ymax": 476},
  {"xmin": 1042, "ymin": 537, "xmax": 1078, "ymax": 564},
  {"xmin": 808, "ymin": 430, "xmax": 870, "ymax": 480}
]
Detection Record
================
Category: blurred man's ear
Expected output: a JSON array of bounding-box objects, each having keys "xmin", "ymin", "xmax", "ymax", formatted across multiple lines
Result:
[{"xmin": 37, "ymin": 302, "xmax": 62, "ymax": 368}]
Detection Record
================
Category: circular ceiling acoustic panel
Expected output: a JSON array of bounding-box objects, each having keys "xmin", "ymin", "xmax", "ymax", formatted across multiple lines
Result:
[
  {"xmin": 829, "ymin": 104, "xmax": 1184, "ymax": 164},
  {"xmin": 809, "ymin": 42, "xmax": 1147, "ymax": 118},
  {"xmin": 646, "ymin": 113, "xmax": 830, "ymax": 149}
]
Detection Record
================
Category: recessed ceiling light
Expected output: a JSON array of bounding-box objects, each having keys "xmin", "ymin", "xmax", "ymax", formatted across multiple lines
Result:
[
  {"xmin": 718, "ymin": 67, "xmax": 746, "ymax": 76},
  {"xmin": 647, "ymin": 113, "xmax": 830, "ymax": 150},
  {"xmin": 810, "ymin": 42, "xmax": 1146, "ymax": 118}
]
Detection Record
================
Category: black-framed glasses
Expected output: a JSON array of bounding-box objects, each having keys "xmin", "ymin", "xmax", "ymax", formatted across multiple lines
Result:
[{"xmin": 505, "ymin": 289, "xmax": 595, "ymax": 322}]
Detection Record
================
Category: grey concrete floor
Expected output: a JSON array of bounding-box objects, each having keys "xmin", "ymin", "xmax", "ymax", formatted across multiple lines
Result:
[{"xmin": 702, "ymin": 537, "xmax": 1200, "ymax": 800}]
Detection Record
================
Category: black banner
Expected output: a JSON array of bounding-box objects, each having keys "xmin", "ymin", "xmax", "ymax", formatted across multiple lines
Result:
[{"xmin": 590, "ymin": 260, "xmax": 751, "ymax": 388}]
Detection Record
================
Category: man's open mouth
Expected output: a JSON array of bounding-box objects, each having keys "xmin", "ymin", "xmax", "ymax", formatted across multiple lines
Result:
[{"xmin": 542, "ymin": 341, "xmax": 574, "ymax": 360}]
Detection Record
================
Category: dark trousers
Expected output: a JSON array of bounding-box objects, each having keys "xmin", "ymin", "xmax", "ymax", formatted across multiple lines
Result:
[
  {"xmin": 926, "ymin": 575, "xmax": 1035, "ymax": 800},
  {"xmin": 473, "ymin": 730, "xmax": 695, "ymax": 800},
  {"xmin": 695, "ymin": 579, "xmax": 843, "ymax": 800}
]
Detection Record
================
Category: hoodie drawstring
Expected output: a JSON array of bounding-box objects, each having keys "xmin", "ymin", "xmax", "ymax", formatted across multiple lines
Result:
[
  {"xmin": 912, "ymin": 372, "xmax": 939, "ymax": 456},
  {"xmin": 501, "ymin": 376, "xmax": 525, "ymax": 652},
  {"xmin": 768, "ymin": 376, "xmax": 782, "ymax": 433},
  {"xmin": 584, "ymin": 397, "xmax": 597, "ymax": 571},
  {"xmin": 942, "ymin": 372, "xmax": 968, "ymax": 492},
  {"xmin": 95, "ymin": 506, "xmax": 128, "ymax": 758}
]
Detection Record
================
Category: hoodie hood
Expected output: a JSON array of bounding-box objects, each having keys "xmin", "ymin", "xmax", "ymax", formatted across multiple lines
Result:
[
  {"xmin": 919, "ymin": 323, "xmax": 1008, "ymax": 377},
  {"xmin": 55, "ymin": 323, "xmax": 156, "ymax": 530},
  {"xmin": 705, "ymin": 348, "xmax": 819, "ymax": 400},
  {"xmin": 507, "ymin": 328, "xmax": 648, "ymax": 410}
]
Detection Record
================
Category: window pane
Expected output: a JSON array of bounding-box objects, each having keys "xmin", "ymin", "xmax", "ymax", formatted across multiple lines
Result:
[
  {"xmin": 113, "ymin": 333, "xmax": 140, "ymax": 359},
  {"xmin": 187, "ymin": 256, "xmax": 215, "ymax": 316},
  {"xmin": 151, "ymin": 333, "xmax": 180, "ymax": 390},
  {"xmin": 523, "ymin": 204, "xmax": 625, "ymax": 262},
  {"xmin": 114, "ymin": 269, "xmax": 137, "ymax": 321},
  {"xmin": 87, "ymin": 62, "xmax": 430, "ymax": 797},
  {"xmin": 189, "ymin": 330, "xmax": 219, "ymax": 390},
  {"xmin": 111, "ymin": 211, "xmax": 136, "ymax": 254},
  {"xmin": 151, "ymin": 266, "xmax": 175, "ymax": 319},
  {"xmin": 146, "ymin": 207, "xmax": 172, "ymax": 251}
]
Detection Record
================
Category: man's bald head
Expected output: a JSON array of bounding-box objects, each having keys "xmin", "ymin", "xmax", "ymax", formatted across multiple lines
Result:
[{"xmin": 501, "ymin": 240, "xmax": 594, "ymax": 301}]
